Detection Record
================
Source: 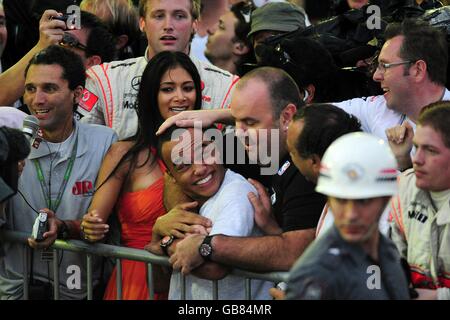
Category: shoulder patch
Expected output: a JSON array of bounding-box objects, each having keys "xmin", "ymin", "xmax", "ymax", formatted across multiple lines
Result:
[
  {"xmin": 278, "ymin": 161, "xmax": 291, "ymax": 176},
  {"xmin": 78, "ymin": 89, "xmax": 98, "ymax": 112},
  {"xmin": 204, "ymin": 67, "xmax": 231, "ymax": 77},
  {"xmin": 320, "ymin": 246, "xmax": 345, "ymax": 270}
]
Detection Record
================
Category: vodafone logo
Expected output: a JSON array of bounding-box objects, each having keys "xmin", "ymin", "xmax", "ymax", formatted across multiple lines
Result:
[
  {"xmin": 82, "ymin": 91, "xmax": 90, "ymax": 102},
  {"xmin": 78, "ymin": 89, "xmax": 98, "ymax": 112}
]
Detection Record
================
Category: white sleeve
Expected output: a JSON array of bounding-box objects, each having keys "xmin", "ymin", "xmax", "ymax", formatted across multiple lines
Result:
[
  {"xmin": 333, "ymin": 97, "xmax": 376, "ymax": 133},
  {"xmin": 209, "ymin": 183, "xmax": 255, "ymax": 237}
]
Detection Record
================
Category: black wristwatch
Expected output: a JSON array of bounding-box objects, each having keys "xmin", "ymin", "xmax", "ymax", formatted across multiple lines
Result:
[
  {"xmin": 58, "ymin": 220, "xmax": 69, "ymax": 240},
  {"xmin": 199, "ymin": 235, "xmax": 215, "ymax": 261},
  {"xmin": 160, "ymin": 235, "xmax": 175, "ymax": 256}
]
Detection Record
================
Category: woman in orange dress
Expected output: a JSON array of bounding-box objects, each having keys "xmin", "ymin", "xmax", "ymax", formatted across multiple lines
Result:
[{"xmin": 80, "ymin": 51, "xmax": 202, "ymax": 300}]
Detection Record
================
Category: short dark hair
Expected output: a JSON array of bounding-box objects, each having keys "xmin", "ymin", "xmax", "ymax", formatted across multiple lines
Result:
[
  {"xmin": 230, "ymin": 1, "xmax": 256, "ymax": 75},
  {"xmin": 293, "ymin": 103, "xmax": 362, "ymax": 159},
  {"xmin": 0, "ymin": 127, "xmax": 30, "ymax": 164},
  {"xmin": 384, "ymin": 18, "xmax": 448, "ymax": 86},
  {"xmin": 237, "ymin": 66, "xmax": 304, "ymax": 119},
  {"xmin": 139, "ymin": 0, "xmax": 200, "ymax": 19},
  {"xmin": 418, "ymin": 100, "xmax": 450, "ymax": 149},
  {"xmin": 81, "ymin": 10, "xmax": 117, "ymax": 62},
  {"xmin": 276, "ymin": 36, "xmax": 338, "ymax": 102},
  {"xmin": 25, "ymin": 45, "xmax": 85, "ymax": 89},
  {"xmin": 156, "ymin": 125, "xmax": 216, "ymax": 169}
]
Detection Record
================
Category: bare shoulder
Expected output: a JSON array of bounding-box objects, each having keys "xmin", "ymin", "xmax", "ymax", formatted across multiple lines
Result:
[
  {"xmin": 102, "ymin": 141, "xmax": 135, "ymax": 176},
  {"xmin": 107, "ymin": 141, "xmax": 134, "ymax": 160}
]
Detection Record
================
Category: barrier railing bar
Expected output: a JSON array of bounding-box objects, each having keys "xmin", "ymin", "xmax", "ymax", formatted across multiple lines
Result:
[
  {"xmin": 245, "ymin": 278, "xmax": 251, "ymax": 300},
  {"xmin": 53, "ymin": 249, "xmax": 60, "ymax": 300},
  {"xmin": 116, "ymin": 258, "xmax": 122, "ymax": 300},
  {"xmin": 2, "ymin": 230, "xmax": 290, "ymax": 300},
  {"xmin": 87, "ymin": 254, "xmax": 93, "ymax": 300},
  {"xmin": 147, "ymin": 263, "xmax": 154, "ymax": 300},
  {"xmin": 22, "ymin": 246, "xmax": 29, "ymax": 300},
  {"xmin": 212, "ymin": 280, "xmax": 218, "ymax": 300}
]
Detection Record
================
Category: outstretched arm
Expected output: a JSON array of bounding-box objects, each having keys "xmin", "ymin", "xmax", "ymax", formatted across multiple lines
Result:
[
  {"xmin": 81, "ymin": 142, "xmax": 131, "ymax": 242},
  {"xmin": 156, "ymin": 109, "xmax": 234, "ymax": 135},
  {"xmin": 169, "ymin": 235, "xmax": 229, "ymax": 281},
  {"xmin": 0, "ymin": 10, "xmax": 66, "ymax": 106},
  {"xmin": 211, "ymin": 230, "xmax": 315, "ymax": 272}
]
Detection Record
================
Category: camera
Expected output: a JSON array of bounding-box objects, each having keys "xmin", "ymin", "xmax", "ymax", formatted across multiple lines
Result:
[
  {"xmin": 51, "ymin": 15, "xmax": 69, "ymax": 23},
  {"xmin": 50, "ymin": 15, "xmax": 80, "ymax": 30},
  {"xmin": 31, "ymin": 211, "xmax": 48, "ymax": 242}
]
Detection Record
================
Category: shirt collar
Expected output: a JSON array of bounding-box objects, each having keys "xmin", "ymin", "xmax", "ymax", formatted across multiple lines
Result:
[{"xmin": 28, "ymin": 121, "xmax": 87, "ymax": 160}]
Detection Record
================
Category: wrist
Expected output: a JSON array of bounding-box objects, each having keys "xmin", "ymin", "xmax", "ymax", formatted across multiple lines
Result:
[
  {"xmin": 160, "ymin": 235, "xmax": 175, "ymax": 256},
  {"xmin": 64, "ymin": 220, "xmax": 82, "ymax": 239},
  {"xmin": 57, "ymin": 220, "xmax": 69, "ymax": 239},
  {"xmin": 199, "ymin": 234, "xmax": 218, "ymax": 261}
]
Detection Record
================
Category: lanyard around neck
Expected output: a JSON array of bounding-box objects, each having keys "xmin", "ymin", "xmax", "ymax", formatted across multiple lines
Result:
[{"xmin": 33, "ymin": 133, "xmax": 79, "ymax": 213}]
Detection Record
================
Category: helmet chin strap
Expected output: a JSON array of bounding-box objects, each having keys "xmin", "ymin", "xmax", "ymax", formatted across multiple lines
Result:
[{"xmin": 303, "ymin": 89, "xmax": 309, "ymax": 102}]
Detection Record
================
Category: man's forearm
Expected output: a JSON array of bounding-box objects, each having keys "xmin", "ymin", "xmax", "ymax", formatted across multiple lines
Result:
[
  {"xmin": 211, "ymin": 229, "xmax": 315, "ymax": 272},
  {"xmin": 168, "ymin": 237, "xmax": 229, "ymax": 280},
  {"xmin": 192, "ymin": 262, "xmax": 229, "ymax": 280},
  {"xmin": 0, "ymin": 44, "xmax": 46, "ymax": 105}
]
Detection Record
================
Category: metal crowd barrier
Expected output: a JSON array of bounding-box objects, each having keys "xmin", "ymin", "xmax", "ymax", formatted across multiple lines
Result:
[{"xmin": 0, "ymin": 230, "xmax": 289, "ymax": 300}]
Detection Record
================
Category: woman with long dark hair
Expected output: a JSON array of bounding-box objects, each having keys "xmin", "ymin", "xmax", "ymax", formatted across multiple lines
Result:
[{"xmin": 80, "ymin": 51, "xmax": 201, "ymax": 300}]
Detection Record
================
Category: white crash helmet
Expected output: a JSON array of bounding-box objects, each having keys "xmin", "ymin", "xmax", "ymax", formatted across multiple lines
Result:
[{"xmin": 316, "ymin": 132, "xmax": 398, "ymax": 199}]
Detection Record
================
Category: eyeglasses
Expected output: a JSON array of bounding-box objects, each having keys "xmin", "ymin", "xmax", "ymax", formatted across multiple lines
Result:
[
  {"xmin": 59, "ymin": 32, "xmax": 87, "ymax": 51},
  {"xmin": 373, "ymin": 60, "xmax": 415, "ymax": 73}
]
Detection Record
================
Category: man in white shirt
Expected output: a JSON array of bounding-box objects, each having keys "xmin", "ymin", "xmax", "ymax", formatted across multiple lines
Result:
[
  {"xmin": 334, "ymin": 18, "xmax": 449, "ymax": 143},
  {"xmin": 150, "ymin": 126, "xmax": 271, "ymax": 300}
]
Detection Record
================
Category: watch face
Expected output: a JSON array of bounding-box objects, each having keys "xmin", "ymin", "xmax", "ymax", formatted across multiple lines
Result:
[
  {"xmin": 199, "ymin": 243, "xmax": 212, "ymax": 257},
  {"xmin": 161, "ymin": 235, "xmax": 173, "ymax": 247}
]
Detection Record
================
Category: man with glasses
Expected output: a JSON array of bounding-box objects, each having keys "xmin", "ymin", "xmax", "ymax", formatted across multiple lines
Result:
[
  {"xmin": 333, "ymin": 18, "xmax": 449, "ymax": 170},
  {"xmin": 59, "ymin": 10, "xmax": 116, "ymax": 69}
]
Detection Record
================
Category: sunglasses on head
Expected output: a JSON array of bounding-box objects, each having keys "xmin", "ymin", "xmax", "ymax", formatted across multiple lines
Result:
[{"xmin": 59, "ymin": 32, "xmax": 87, "ymax": 51}]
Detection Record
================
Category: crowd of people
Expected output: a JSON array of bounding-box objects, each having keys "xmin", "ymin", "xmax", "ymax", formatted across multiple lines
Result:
[{"xmin": 0, "ymin": 0, "xmax": 449, "ymax": 301}]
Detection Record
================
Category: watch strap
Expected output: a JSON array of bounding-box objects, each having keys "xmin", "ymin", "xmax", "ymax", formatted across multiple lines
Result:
[
  {"xmin": 160, "ymin": 235, "xmax": 175, "ymax": 256},
  {"xmin": 57, "ymin": 220, "xmax": 69, "ymax": 239},
  {"xmin": 199, "ymin": 235, "xmax": 215, "ymax": 261}
]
